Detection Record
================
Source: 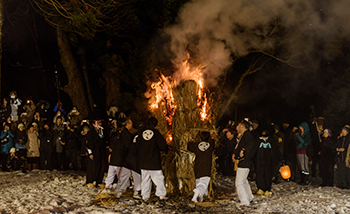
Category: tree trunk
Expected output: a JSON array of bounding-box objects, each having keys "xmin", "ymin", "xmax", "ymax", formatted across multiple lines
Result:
[
  {"xmin": 104, "ymin": 54, "xmax": 122, "ymax": 109},
  {"xmin": 77, "ymin": 46, "xmax": 95, "ymax": 113},
  {"xmin": 0, "ymin": 0, "xmax": 3, "ymax": 98},
  {"xmin": 104, "ymin": 73, "xmax": 121, "ymax": 108},
  {"xmin": 56, "ymin": 28, "xmax": 90, "ymax": 119}
]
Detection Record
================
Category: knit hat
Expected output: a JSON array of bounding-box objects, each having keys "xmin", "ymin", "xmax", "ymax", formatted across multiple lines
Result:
[
  {"xmin": 342, "ymin": 126, "xmax": 350, "ymax": 133},
  {"xmin": 17, "ymin": 123, "xmax": 24, "ymax": 129},
  {"xmin": 325, "ymin": 128, "xmax": 332, "ymax": 136}
]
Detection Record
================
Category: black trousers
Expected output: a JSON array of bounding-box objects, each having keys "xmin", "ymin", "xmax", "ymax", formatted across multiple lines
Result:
[
  {"xmin": 86, "ymin": 153, "xmax": 104, "ymax": 185},
  {"xmin": 40, "ymin": 149, "xmax": 52, "ymax": 170},
  {"xmin": 65, "ymin": 149, "xmax": 78, "ymax": 171},
  {"xmin": 286, "ymin": 153, "xmax": 297, "ymax": 181},
  {"xmin": 80, "ymin": 155, "xmax": 87, "ymax": 171},
  {"xmin": 319, "ymin": 157, "xmax": 334, "ymax": 186},
  {"xmin": 0, "ymin": 154, "xmax": 9, "ymax": 171},
  {"xmin": 311, "ymin": 155, "xmax": 319, "ymax": 177},
  {"xmin": 256, "ymin": 162, "xmax": 273, "ymax": 192}
]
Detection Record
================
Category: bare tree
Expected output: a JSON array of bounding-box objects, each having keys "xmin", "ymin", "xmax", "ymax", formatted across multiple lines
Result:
[{"xmin": 30, "ymin": 0, "xmax": 137, "ymax": 117}]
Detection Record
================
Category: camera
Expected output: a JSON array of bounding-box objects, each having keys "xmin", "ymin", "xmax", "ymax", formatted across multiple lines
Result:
[{"xmin": 294, "ymin": 128, "xmax": 301, "ymax": 134}]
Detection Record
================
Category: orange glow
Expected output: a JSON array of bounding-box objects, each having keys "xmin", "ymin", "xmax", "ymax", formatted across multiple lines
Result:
[{"xmin": 147, "ymin": 53, "xmax": 211, "ymax": 137}]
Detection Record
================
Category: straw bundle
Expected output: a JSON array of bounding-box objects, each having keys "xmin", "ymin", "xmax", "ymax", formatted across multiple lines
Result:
[{"xmin": 152, "ymin": 80, "xmax": 218, "ymax": 198}]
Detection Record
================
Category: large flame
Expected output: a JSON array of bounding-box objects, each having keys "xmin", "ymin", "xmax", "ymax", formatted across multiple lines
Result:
[{"xmin": 148, "ymin": 54, "xmax": 211, "ymax": 142}]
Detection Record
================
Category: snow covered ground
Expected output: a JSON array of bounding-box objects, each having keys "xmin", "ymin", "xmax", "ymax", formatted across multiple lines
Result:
[{"xmin": 0, "ymin": 170, "xmax": 349, "ymax": 213}]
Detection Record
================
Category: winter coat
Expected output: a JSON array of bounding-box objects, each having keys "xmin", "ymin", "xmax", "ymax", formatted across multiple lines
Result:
[
  {"xmin": 320, "ymin": 137, "xmax": 336, "ymax": 161},
  {"xmin": 109, "ymin": 128, "xmax": 131, "ymax": 167},
  {"xmin": 39, "ymin": 129, "xmax": 53, "ymax": 152},
  {"xmin": 14, "ymin": 129, "xmax": 28, "ymax": 150},
  {"xmin": 336, "ymin": 134, "xmax": 350, "ymax": 163},
  {"xmin": 67, "ymin": 112, "xmax": 82, "ymax": 128},
  {"xmin": 0, "ymin": 104, "xmax": 10, "ymax": 122},
  {"xmin": 273, "ymin": 131, "xmax": 285, "ymax": 154},
  {"xmin": 136, "ymin": 127, "xmax": 168, "ymax": 170},
  {"xmin": 64, "ymin": 129, "xmax": 79, "ymax": 150},
  {"xmin": 26, "ymin": 131, "xmax": 40, "ymax": 158},
  {"xmin": 85, "ymin": 124, "xmax": 105, "ymax": 158},
  {"xmin": 52, "ymin": 124, "xmax": 65, "ymax": 153},
  {"xmin": 80, "ymin": 135, "xmax": 87, "ymax": 156},
  {"xmin": 33, "ymin": 119, "xmax": 45, "ymax": 131},
  {"xmin": 188, "ymin": 140, "xmax": 215, "ymax": 178},
  {"xmin": 256, "ymin": 137, "xmax": 283, "ymax": 174},
  {"xmin": 9, "ymin": 98, "xmax": 22, "ymax": 119},
  {"xmin": 234, "ymin": 130, "xmax": 258, "ymax": 169},
  {"xmin": 23, "ymin": 103, "xmax": 36, "ymax": 124},
  {"xmin": 294, "ymin": 122, "xmax": 311, "ymax": 152},
  {"xmin": 0, "ymin": 130, "xmax": 15, "ymax": 154},
  {"xmin": 53, "ymin": 104, "xmax": 67, "ymax": 117}
]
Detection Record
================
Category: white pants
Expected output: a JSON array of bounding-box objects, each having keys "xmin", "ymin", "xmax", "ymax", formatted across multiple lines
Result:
[
  {"xmin": 141, "ymin": 169, "xmax": 166, "ymax": 200},
  {"xmin": 297, "ymin": 154, "xmax": 309, "ymax": 175},
  {"xmin": 192, "ymin": 176, "xmax": 210, "ymax": 202},
  {"xmin": 105, "ymin": 165, "xmax": 141, "ymax": 193},
  {"xmin": 235, "ymin": 168, "xmax": 253, "ymax": 206},
  {"xmin": 105, "ymin": 165, "xmax": 122, "ymax": 188},
  {"xmin": 116, "ymin": 167, "xmax": 141, "ymax": 195}
]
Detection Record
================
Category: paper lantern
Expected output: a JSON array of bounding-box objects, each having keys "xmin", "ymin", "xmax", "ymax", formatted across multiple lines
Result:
[{"xmin": 279, "ymin": 165, "xmax": 291, "ymax": 180}]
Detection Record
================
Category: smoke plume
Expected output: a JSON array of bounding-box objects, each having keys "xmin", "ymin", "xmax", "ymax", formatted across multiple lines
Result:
[{"xmin": 165, "ymin": 0, "xmax": 350, "ymax": 86}]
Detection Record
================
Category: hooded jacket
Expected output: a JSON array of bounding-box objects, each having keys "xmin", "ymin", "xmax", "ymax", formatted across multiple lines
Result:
[
  {"xmin": 295, "ymin": 122, "xmax": 311, "ymax": 151},
  {"xmin": 0, "ymin": 130, "xmax": 14, "ymax": 154}
]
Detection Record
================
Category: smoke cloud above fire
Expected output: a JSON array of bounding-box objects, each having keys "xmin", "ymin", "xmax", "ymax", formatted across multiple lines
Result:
[{"xmin": 165, "ymin": 0, "xmax": 350, "ymax": 86}]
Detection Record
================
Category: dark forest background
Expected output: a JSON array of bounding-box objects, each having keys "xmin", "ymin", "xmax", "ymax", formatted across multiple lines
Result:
[{"xmin": 2, "ymin": 0, "xmax": 350, "ymax": 132}]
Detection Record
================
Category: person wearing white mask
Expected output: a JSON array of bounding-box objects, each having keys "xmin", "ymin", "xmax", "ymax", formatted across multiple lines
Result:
[{"xmin": 9, "ymin": 91, "xmax": 22, "ymax": 122}]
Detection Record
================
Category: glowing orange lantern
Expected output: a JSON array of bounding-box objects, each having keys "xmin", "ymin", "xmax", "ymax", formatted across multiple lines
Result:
[{"xmin": 279, "ymin": 165, "xmax": 291, "ymax": 180}]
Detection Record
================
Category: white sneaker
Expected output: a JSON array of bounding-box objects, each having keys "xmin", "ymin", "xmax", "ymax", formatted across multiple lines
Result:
[
  {"xmin": 159, "ymin": 196, "xmax": 168, "ymax": 200},
  {"xmin": 116, "ymin": 192, "xmax": 122, "ymax": 199},
  {"xmin": 133, "ymin": 191, "xmax": 141, "ymax": 199}
]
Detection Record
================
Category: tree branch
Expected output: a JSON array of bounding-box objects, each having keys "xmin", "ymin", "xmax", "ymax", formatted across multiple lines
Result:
[{"xmin": 216, "ymin": 58, "xmax": 271, "ymax": 121}]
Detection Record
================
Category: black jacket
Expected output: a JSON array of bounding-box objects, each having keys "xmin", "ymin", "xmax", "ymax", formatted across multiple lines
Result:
[
  {"xmin": 123, "ymin": 133, "xmax": 140, "ymax": 173},
  {"xmin": 235, "ymin": 130, "xmax": 258, "ymax": 169},
  {"xmin": 136, "ymin": 127, "xmax": 168, "ymax": 170},
  {"xmin": 64, "ymin": 129, "xmax": 79, "ymax": 150},
  {"xmin": 320, "ymin": 137, "xmax": 335, "ymax": 161},
  {"xmin": 335, "ymin": 135, "xmax": 350, "ymax": 163},
  {"xmin": 39, "ymin": 128, "xmax": 53, "ymax": 152},
  {"xmin": 188, "ymin": 140, "xmax": 214, "ymax": 178},
  {"xmin": 109, "ymin": 128, "xmax": 132, "ymax": 167},
  {"xmin": 14, "ymin": 129, "xmax": 28, "ymax": 149},
  {"xmin": 0, "ymin": 104, "xmax": 10, "ymax": 121},
  {"xmin": 256, "ymin": 137, "xmax": 283, "ymax": 173},
  {"xmin": 85, "ymin": 128, "xmax": 103, "ymax": 158}
]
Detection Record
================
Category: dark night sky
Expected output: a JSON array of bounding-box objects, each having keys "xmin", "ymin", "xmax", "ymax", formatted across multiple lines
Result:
[{"xmin": 1, "ymin": 0, "xmax": 349, "ymax": 132}]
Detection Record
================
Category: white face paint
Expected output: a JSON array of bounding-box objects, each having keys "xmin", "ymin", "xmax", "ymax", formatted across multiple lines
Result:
[
  {"xmin": 142, "ymin": 130, "xmax": 154, "ymax": 141},
  {"xmin": 198, "ymin": 141, "xmax": 210, "ymax": 152},
  {"xmin": 10, "ymin": 96, "xmax": 15, "ymax": 99}
]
